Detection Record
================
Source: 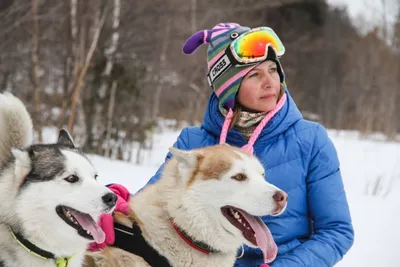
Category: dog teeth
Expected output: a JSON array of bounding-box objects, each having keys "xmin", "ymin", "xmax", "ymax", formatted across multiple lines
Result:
[
  {"xmin": 228, "ymin": 208, "xmax": 251, "ymax": 231},
  {"xmin": 63, "ymin": 208, "xmax": 79, "ymax": 224}
]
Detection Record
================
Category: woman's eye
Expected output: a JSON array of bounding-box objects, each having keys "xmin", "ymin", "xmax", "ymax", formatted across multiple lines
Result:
[
  {"xmin": 269, "ymin": 67, "xmax": 277, "ymax": 73},
  {"xmin": 64, "ymin": 175, "xmax": 79, "ymax": 183},
  {"xmin": 249, "ymin": 72, "xmax": 258, "ymax": 78}
]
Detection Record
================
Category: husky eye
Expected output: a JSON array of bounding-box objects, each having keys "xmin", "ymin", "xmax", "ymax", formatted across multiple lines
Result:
[
  {"xmin": 94, "ymin": 174, "xmax": 98, "ymax": 180},
  {"xmin": 231, "ymin": 173, "xmax": 247, "ymax": 181},
  {"xmin": 64, "ymin": 175, "xmax": 79, "ymax": 183}
]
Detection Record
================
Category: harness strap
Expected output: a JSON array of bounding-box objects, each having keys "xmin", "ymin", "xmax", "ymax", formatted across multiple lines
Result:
[{"xmin": 113, "ymin": 222, "xmax": 172, "ymax": 267}]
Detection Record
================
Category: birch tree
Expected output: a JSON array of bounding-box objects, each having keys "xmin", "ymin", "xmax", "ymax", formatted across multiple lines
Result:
[
  {"xmin": 104, "ymin": 0, "xmax": 121, "ymax": 157},
  {"xmin": 31, "ymin": 0, "xmax": 43, "ymax": 142},
  {"xmin": 67, "ymin": 2, "xmax": 107, "ymax": 133}
]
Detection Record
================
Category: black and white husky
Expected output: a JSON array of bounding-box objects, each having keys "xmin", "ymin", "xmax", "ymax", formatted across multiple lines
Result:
[{"xmin": 0, "ymin": 92, "xmax": 117, "ymax": 267}]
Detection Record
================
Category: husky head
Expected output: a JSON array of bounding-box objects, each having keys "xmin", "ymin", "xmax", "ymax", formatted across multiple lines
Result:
[
  {"xmin": 2, "ymin": 129, "xmax": 116, "ymax": 254},
  {"xmin": 167, "ymin": 144, "xmax": 287, "ymax": 262}
]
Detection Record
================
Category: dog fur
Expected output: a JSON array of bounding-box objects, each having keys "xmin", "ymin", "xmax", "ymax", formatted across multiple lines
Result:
[
  {"xmin": 85, "ymin": 144, "xmax": 287, "ymax": 266},
  {"xmin": 0, "ymin": 92, "xmax": 116, "ymax": 267}
]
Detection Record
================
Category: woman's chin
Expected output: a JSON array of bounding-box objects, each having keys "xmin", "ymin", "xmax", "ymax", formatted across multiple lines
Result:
[{"xmin": 257, "ymin": 99, "xmax": 277, "ymax": 112}]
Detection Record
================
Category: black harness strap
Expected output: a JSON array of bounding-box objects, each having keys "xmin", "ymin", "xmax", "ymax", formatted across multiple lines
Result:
[
  {"xmin": 13, "ymin": 232, "xmax": 55, "ymax": 259},
  {"xmin": 113, "ymin": 222, "xmax": 172, "ymax": 267},
  {"xmin": 8, "ymin": 228, "xmax": 72, "ymax": 267}
]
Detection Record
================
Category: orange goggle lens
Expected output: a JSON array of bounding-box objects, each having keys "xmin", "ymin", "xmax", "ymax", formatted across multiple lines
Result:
[{"xmin": 231, "ymin": 27, "xmax": 285, "ymax": 64}]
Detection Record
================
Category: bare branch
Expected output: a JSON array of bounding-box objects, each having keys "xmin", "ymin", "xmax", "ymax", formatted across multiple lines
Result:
[{"xmin": 67, "ymin": 6, "xmax": 108, "ymax": 132}]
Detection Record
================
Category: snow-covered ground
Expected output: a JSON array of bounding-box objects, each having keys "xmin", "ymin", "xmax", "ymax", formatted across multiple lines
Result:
[{"xmin": 44, "ymin": 126, "xmax": 400, "ymax": 266}]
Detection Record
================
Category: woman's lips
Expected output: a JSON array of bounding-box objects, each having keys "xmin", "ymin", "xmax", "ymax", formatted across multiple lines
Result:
[{"xmin": 260, "ymin": 94, "xmax": 275, "ymax": 99}]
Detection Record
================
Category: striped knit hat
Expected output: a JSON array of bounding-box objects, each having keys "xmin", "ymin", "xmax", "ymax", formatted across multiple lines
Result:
[
  {"xmin": 182, "ymin": 23, "xmax": 285, "ymax": 112},
  {"xmin": 182, "ymin": 23, "xmax": 287, "ymax": 157}
]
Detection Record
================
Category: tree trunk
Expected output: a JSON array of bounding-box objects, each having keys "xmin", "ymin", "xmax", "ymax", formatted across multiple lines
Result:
[
  {"xmin": 0, "ymin": 70, "xmax": 11, "ymax": 91},
  {"xmin": 58, "ymin": 0, "xmax": 79, "ymax": 130},
  {"xmin": 67, "ymin": 6, "xmax": 107, "ymax": 133},
  {"xmin": 31, "ymin": 0, "xmax": 43, "ymax": 143},
  {"xmin": 104, "ymin": 80, "xmax": 118, "ymax": 157},
  {"xmin": 98, "ymin": 0, "xmax": 120, "ymax": 98},
  {"xmin": 94, "ymin": 0, "xmax": 121, "ymax": 153},
  {"xmin": 151, "ymin": 19, "xmax": 171, "ymax": 120}
]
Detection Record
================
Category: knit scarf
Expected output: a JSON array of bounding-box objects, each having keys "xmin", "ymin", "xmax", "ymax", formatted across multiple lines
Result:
[{"xmin": 222, "ymin": 109, "xmax": 266, "ymax": 140}]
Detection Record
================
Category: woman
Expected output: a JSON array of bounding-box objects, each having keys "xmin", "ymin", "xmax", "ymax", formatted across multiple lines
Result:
[{"xmin": 144, "ymin": 23, "xmax": 354, "ymax": 266}]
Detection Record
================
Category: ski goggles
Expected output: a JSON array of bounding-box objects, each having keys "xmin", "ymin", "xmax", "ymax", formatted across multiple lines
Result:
[{"xmin": 207, "ymin": 27, "xmax": 285, "ymax": 87}]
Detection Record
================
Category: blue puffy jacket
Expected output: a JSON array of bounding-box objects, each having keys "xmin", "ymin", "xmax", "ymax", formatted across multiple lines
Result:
[{"xmin": 143, "ymin": 89, "xmax": 354, "ymax": 267}]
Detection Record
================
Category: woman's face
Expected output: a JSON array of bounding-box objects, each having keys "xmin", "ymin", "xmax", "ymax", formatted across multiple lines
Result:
[{"xmin": 237, "ymin": 60, "xmax": 281, "ymax": 113}]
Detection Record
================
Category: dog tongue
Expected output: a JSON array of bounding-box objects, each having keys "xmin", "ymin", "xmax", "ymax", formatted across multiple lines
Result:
[
  {"xmin": 238, "ymin": 209, "xmax": 277, "ymax": 263},
  {"xmin": 69, "ymin": 210, "xmax": 106, "ymax": 244}
]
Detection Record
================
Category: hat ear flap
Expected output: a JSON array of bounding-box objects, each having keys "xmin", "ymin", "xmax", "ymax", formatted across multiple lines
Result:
[{"xmin": 182, "ymin": 30, "xmax": 212, "ymax": 54}]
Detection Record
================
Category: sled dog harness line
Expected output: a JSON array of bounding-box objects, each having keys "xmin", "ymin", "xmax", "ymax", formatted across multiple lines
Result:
[{"xmin": 9, "ymin": 227, "xmax": 74, "ymax": 267}]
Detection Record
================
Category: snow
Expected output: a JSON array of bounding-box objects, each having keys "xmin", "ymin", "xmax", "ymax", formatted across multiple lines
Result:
[{"xmin": 42, "ymin": 126, "xmax": 400, "ymax": 266}]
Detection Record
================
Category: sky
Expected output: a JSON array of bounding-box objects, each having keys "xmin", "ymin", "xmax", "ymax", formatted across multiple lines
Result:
[{"xmin": 327, "ymin": 0, "xmax": 399, "ymax": 34}]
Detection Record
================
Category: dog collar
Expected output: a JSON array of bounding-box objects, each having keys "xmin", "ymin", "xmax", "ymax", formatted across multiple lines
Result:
[
  {"xmin": 9, "ymin": 227, "xmax": 74, "ymax": 267},
  {"xmin": 112, "ymin": 220, "xmax": 220, "ymax": 266},
  {"xmin": 169, "ymin": 218, "xmax": 221, "ymax": 255}
]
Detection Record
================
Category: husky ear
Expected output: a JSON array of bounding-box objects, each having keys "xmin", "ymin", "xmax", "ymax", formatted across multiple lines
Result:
[
  {"xmin": 11, "ymin": 148, "xmax": 31, "ymax": 181},
  {"xmin": 169, "ymin": 147, "xmax": 202, "ymax": 169},
  {"xmin": 57, "ymin": 128, "xmax": 76, "ymax": 148}
]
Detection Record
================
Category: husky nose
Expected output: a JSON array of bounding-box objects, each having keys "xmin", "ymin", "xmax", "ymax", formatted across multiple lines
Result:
[
  {"xmin": 273, "ymin": 190, "xmax": 288, "ymax": 204},
  {"xmin": 102, "ymin": 193, "xmax": 117, "ymax": 208}
]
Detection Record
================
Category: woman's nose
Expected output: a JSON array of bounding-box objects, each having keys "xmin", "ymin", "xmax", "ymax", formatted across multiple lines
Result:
[{"xmin": 261, "ymin": 73, "xmax": 273, "ymax": 89}]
